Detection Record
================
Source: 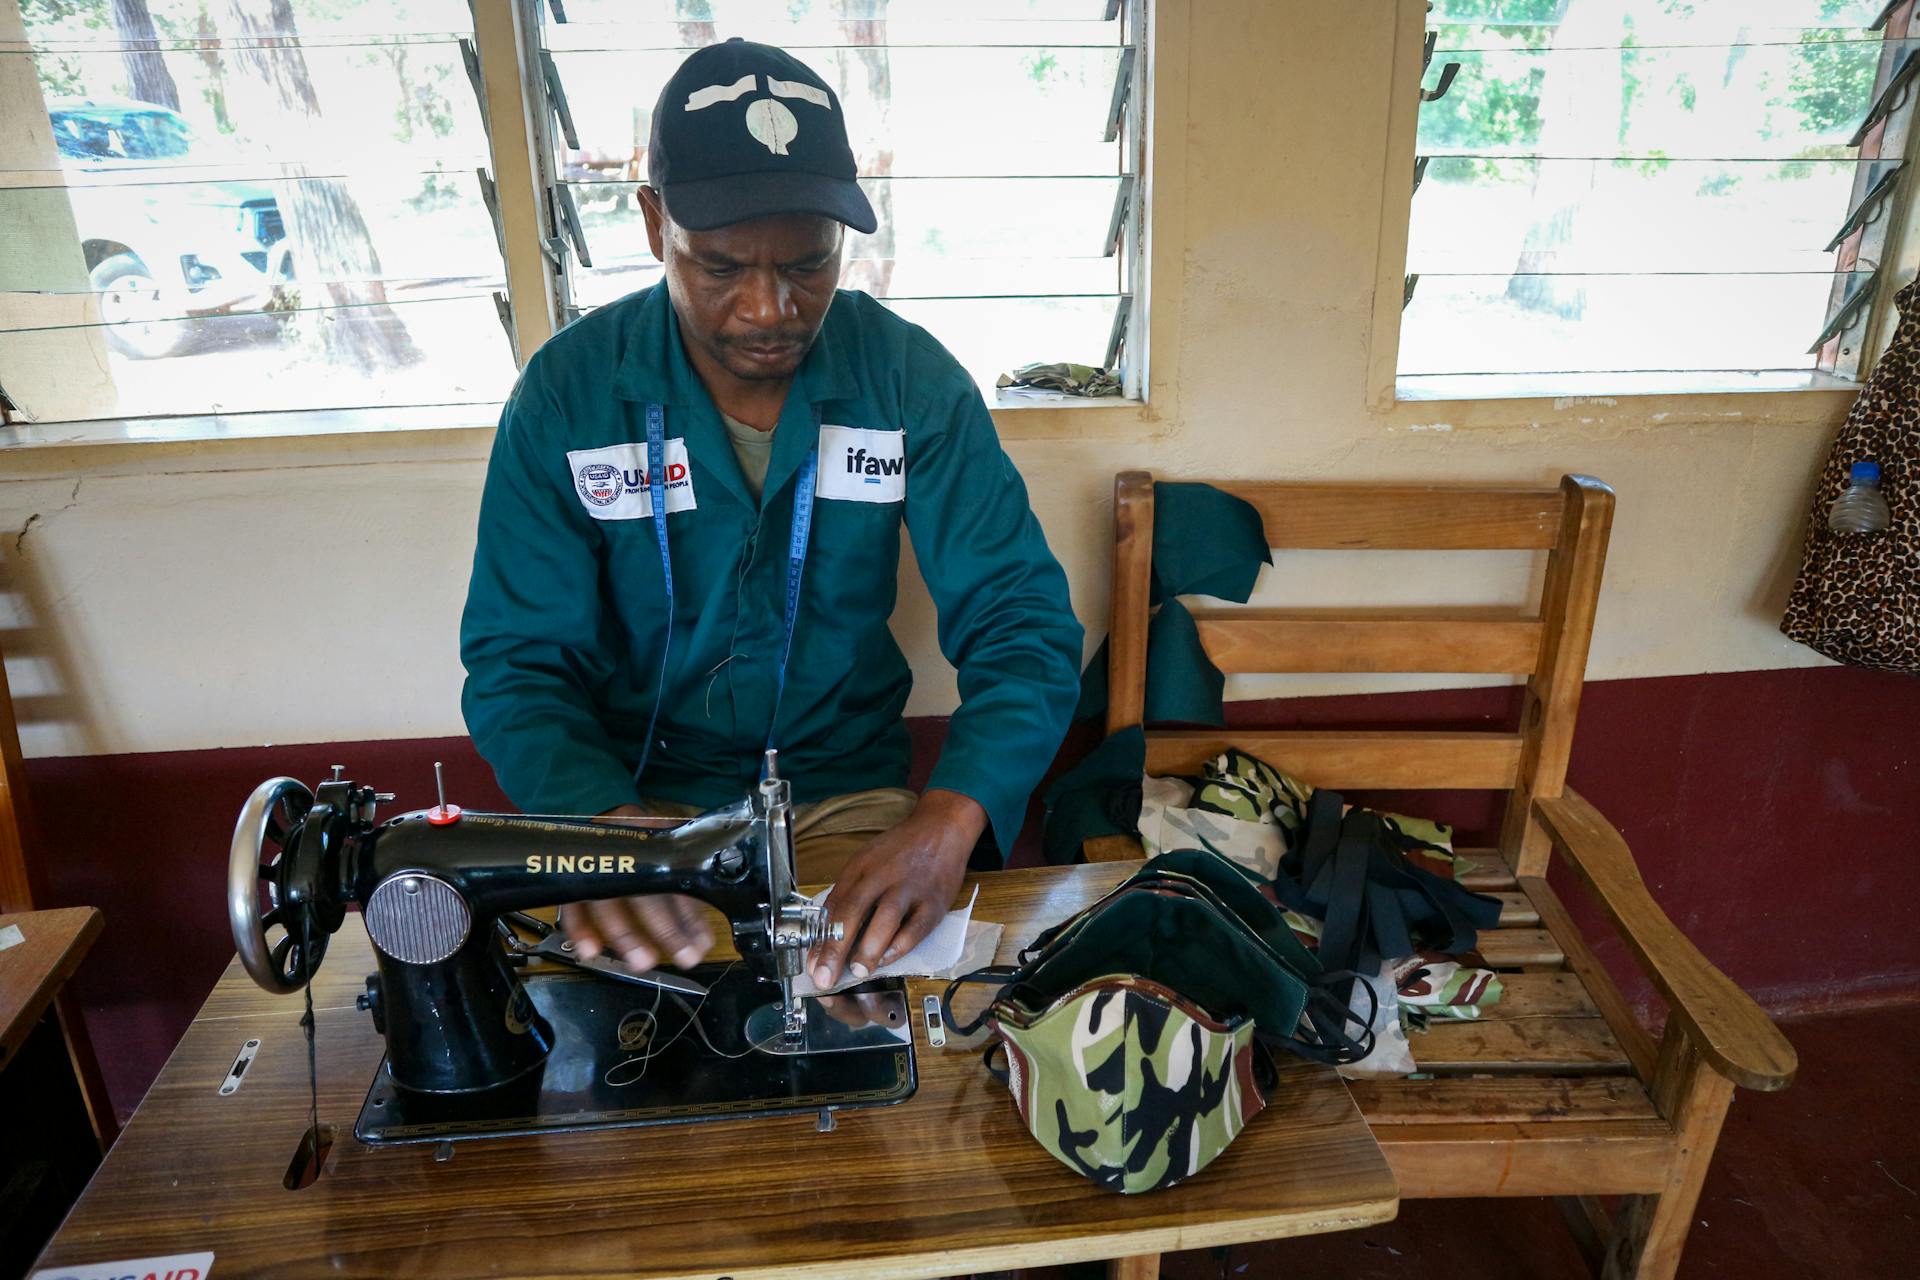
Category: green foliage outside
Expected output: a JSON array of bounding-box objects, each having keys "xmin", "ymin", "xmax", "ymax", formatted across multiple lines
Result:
[{"xmin": 1420, "ymin": 0, "xmax": 1888, "ymax": 187}]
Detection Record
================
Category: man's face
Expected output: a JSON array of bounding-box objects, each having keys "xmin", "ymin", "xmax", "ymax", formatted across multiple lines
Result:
[{"xmin": 640, "ymin": 187, "xmax": 844, "ymax": 384}]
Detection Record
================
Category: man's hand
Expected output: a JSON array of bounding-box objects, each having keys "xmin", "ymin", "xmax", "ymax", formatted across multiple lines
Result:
[
  {"xmin": 809, "ymin": 789, "xmax": 985, "ymax": 990},
  {"xmin": 563, "ymin": 803, "xmax": 714, "ymax": 972}
]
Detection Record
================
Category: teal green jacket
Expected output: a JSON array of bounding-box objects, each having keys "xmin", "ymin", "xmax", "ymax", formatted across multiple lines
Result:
[{"xmin": 460, "ymin": 284, "xmax": 1083, "ymax": 854}]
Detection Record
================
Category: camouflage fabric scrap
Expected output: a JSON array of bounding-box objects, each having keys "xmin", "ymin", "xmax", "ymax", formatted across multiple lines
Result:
[
  {"xmin": 995, "ymin": 360, "xmax": 1123, "ymax": 397},
  {"xmin": 1394, "ymin": 954, "xmax": 1505, "ymax": 1022}
]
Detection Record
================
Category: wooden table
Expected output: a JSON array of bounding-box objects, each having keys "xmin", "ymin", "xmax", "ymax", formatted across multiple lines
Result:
[
  {"xmin": 0, "ymin": 906, "xmax": 104, "ymax": 1069},
  {"xmin": 4, "ymin": 906, "xmax": 110, "ymax": 1268},
  {"xmin": 30, "ymin": 864, "xmax": 1397, "ymax": 1280}
]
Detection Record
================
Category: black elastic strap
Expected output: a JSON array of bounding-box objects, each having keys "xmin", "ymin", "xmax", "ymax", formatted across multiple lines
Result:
[
  {"xmin": 1279, "ymin": 970, "xmax": 1378, "ymax": 1066},
  {"xmin": 982, "ymin": 1039, "xmax": 1011, "ymax": 1087},
  {"xmin": 940, "ymin": 967, "xmax": 1021, "ymax": 1037}
]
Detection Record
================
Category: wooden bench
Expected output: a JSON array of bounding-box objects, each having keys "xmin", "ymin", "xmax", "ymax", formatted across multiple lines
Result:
[{"xmin": 1088, "ymin": 471, "xmax": 1796, "ymax": 1280}]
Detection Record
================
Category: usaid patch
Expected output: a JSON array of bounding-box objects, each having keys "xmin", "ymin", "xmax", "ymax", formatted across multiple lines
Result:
[
  {"xmin": 32, "ymin": 1251, "xmax": 214, "ymax": 1280},
  {"xmin": 565, "ymin": 440, "xmax": 696, "ymax": 520},
  {"xmin": 818, "ymin": 425, "xmax": 905, "ymax": 504}
]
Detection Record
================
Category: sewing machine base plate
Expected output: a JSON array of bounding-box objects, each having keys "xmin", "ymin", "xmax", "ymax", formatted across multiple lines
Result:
[{"xmin": 353, "ymin": 964, "xmax": 916, "ymax": 1145}]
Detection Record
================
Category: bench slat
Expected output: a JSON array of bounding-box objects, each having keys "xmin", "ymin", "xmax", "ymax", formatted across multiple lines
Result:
[
  {"xmin": 1377, "ymin": 1120, "xmax": 1676, "ymax": 1197},
  {"xmin": 1409, "ymin": 1016, "xmax": 1629, "ymax": 1073},
  {"xmin": 1349, "ymin": 1076, "xmax": 1660, "ymax": 1126},
  {"xmin": 1224, "ymin": 483, "xmax": 1567, "ymax": 550},
  {"xmin": 1474, "ymin": 927, "xmax": 1564, "ymax": 968},
  {"xmin": 1193, "ymin": 611, "xmax": 1544, "ymax": 675},
  {"xmin": 1455, "ymin": 850, "xmax": 1517, "ymax": 892},
  {"xmin": 1142, "ymin": 730, "xmax": 1522, "ymax": 789},
  {"xmin": 1490, "ymin": 891, "xmax": 1539, "ymax": 926},
  {"xmin": 1469, "ymin": 971, "xmax": 1597, "ymax": 1019}
]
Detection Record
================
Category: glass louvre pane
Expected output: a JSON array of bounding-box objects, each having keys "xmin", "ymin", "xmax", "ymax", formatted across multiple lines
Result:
[
  {"xmin": 566, "ymin": 175, "xmax": 1122, "ymax": 261},
  {"xmin": 1427, "ymin": 1, "xmax": 1886, "ymax": 26},
  {"xmin": 1433, "ymin": 26, "xmax": 1891, "ymax": 52},
  {"xmin": 1398, "ymin": 271, "xmax": 1873, "ymax": 376},
  {"xmin": 549, "ymin": 46, "xmax": 1126, "ymax": 179},
  {"xmin": 12, "ymin": 0, "xmax": 474, "ymax": 45},
  {"xmin": 1408, "ymin": 158, "xmax": 1882, "ymax": 276},
  {"xmin": 544, "ymin": 21, "xmax": 1123, "ymax": 52},
  {"xmin": 567, "ymin": 174, "xmax": 1121, "ymax": 306},
  {"xmin": 1, "ymin": 280, "xmax": 500, "ymax": 332},
  {"xmin": 878, "ymin": 295, "xmax": 1118, "ymax": 389},
  {"xmin": 553, "ymin": 1, "xmax": 1117, "ymax": 26},
  {"xmin": 4, "ymin": 41, "xmax": 487, "ymax": 172},
  {"xmin": 0, "ymin": 294, "xmax": 513, "ymax": 421},
  {"xmin": 1417, "ymin": 39, "xmax": 1892, "ymax": 158},
  {"xmin": 0, "ymin": 175, "xmax": 502, "ymax": 295},
  {"xmin": 570, "ymin": 259, "xmax": 1116, "ymax": 309}
]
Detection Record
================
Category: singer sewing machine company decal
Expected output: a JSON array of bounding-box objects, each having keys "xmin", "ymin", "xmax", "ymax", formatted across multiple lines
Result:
[
  {"xmin": 525, "ymin": 854, "xmax": 642, "ymax": 873},
  {"xmin": 567, "ymin": 439, "xmax": 697, "ymax": 520},
  {"xmin": 31, "ymin": 1251, "xmax": 214, "ymax": 1280},
  {"xmin": 818, "ymin": 425, "xmax": 905, "ymax": 503}
]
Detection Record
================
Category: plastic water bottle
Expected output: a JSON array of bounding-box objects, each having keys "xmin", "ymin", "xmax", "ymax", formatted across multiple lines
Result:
[{"xmin": 1827, "ymin": 460, "xmax": 1891, "ymax": 534}]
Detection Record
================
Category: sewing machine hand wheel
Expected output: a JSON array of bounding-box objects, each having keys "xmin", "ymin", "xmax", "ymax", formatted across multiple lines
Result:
[{"xmin": 229, "ymin": 776, "xmax": 325, "ymax": 994}]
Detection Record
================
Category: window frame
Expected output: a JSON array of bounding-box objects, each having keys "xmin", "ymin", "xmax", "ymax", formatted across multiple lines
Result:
[
  {"xmin": 0, "ymin": 0, "xmax": 1173, "ymax": 452},
  {"xmin": 1366, "ymin": 0, "xmax": 1919, "ymax": 415}
]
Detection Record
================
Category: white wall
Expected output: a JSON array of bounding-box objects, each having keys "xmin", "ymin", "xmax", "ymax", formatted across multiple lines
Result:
[{"xmin": 1, "ymin": 0, "xmax": 1847, "ymax": 760}]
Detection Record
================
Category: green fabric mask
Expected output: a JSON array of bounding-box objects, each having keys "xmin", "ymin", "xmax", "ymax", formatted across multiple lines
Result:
[{"xmin": 945, "ymin": 849, "xmax": 1372, "ymax": 1194}]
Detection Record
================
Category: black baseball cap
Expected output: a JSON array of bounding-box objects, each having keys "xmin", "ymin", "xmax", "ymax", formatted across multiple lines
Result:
[{"xmin": 647, "ymin": 38, "xmax": 876, "ymax": 234}]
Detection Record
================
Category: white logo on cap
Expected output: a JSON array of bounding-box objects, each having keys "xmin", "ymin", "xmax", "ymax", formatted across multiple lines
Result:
[
  {"xmin": 744, "ymin": 98, "xmax": 799, "ymax": 155},
  {"xmin": 685, "ymin": 73, "xmax": 756, "ymax": 112},
  {"xmin": 767, "ymin": 76, "xmax": 831, "ymax": 109},
  {"xmin": 684, "ymin": 73, "xmax": 833, "ymax": 157}
]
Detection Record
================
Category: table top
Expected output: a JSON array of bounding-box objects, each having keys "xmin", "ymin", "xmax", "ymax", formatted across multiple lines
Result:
[
  {"xmin": 33, "ymin": 863, "xmax": 1396, "ymax": 1280},
  {"xmin": 1, "ymin": 905, "xmax": 103, "ymax": 1064}
]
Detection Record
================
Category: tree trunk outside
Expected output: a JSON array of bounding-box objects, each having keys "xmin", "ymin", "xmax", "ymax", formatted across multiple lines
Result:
[
  {"xmin": 193, "ymin": 7, "xmax": 231, "ymax": 133},
  {"xmin": 676, "ymin": 0, "xmax": 717, "ymax": 50},
  {"xmin": 223, "ymin": 0, "xmax": 421, "ymax": 371},
  {"xmin": 1505, "ymin": 0, "xmax": 1630, "ymax": 317},
  {"xmin": 111, "ymin": 0, "xmax": 180, "ymax": 111},
  {"xmin": 833, "ymin": 0, "xmax": 894, "ymax": 298}
]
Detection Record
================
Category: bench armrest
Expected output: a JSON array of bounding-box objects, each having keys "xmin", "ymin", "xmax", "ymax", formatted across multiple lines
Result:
[{"xmin": 1535, "ymin": 789, "xmax": 1797, "ymax": 1092}]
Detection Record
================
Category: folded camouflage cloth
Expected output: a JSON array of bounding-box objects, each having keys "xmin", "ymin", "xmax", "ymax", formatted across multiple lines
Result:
[
  {"xmin": 995, "ymin": 360, "xmax": 1124, "ymax": 397},
  {"xmin": 943, "ymin": 848, "xmax": 1373, "ymax": 1194},
  {"xmin": 1139, "ymin": 749, "xmax": 1505, "ymax": 1077}
]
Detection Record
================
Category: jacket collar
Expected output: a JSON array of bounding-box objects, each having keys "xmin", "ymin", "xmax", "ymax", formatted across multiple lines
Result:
[{"xmin": 611, "ymin": 285, "xmax": 858, "ymax": 511}]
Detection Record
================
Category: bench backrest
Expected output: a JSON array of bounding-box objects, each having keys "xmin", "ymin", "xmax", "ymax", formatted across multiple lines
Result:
[{"xmin": 1106, "ymin": 471, "xmax": 1615, "ymax": 877}]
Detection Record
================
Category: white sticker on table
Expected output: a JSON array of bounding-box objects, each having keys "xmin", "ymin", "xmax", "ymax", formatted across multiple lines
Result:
[
  {"xmin": 32, "ymin": 1251, "xmax": 214, "ymax": 1280},
  {"xmin": 0, "ymin": 923, "xmax": 24, "ymax": 951}
]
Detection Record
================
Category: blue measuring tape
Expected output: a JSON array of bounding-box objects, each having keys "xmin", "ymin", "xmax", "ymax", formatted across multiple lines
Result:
[{"xmin": 631, "ymin": 403, "xmax": 817, "ymax": 786}]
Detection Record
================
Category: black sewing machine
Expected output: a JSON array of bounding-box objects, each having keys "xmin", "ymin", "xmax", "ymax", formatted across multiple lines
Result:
[{"xmin": 226, "ymin": 752, "xmax": 915, "ymax": 1144}]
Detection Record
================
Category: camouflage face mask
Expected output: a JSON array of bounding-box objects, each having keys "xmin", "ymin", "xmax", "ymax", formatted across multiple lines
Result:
[{"xmin": 972, "ymin": 972, "xmax": 1272, "ymax": 1194}]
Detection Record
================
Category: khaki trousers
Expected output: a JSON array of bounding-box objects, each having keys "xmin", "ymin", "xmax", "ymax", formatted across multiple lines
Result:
[{"xmin": 643, "ymin": 787, "xmax": 919, "ymax": 884}]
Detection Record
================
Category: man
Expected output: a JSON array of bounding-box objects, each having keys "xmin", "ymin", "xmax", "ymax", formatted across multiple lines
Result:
[{"xmin": 460, "ymin": 39, "xmax": 1082, "ymax": 992}]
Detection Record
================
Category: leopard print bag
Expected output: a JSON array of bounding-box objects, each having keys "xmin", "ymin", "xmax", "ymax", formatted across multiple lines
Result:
[{"xmin": 1780, "ymin": 281, "xmax": 1920, "ymax": 671}]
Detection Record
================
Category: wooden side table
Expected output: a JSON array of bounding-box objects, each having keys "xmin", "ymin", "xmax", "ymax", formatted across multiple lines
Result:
[{"xmin": 2, "ymin": 906, "xmax": 107, "ymax": 1276}]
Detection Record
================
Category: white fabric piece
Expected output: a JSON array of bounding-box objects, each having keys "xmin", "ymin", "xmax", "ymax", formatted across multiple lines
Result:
[
  {"xmin": 1334, "ymin": 959, "xmax": 1417, "ymax": 1080},
  {"xmin": 791, "ymin": 885, "xmax": 981, "ymax": 996}
]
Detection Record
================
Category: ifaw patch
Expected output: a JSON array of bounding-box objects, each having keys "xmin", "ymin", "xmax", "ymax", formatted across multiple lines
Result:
[{"xmin": 818, "ymin": 425, "xmax": 905, "ymax": 503}]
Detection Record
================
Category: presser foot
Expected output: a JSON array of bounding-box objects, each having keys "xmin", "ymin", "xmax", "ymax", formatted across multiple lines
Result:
[{"xmin": 742, "ymin": 986, "xmax": 913, "ymax": 1056}]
